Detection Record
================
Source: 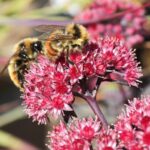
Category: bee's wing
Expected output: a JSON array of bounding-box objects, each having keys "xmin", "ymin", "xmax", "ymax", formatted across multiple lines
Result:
[
  {"xmin": 0, "ymin": 58, "xmax": 11, "ymax": 75},
  {"xmin": 37, "ymin": 32, "xmax": 51, "ymax": 41},
  {"xmin": 35, "ymin": 25, "xmax": 66, "ymax": 33},
  {"xmin": 36, "ymin": 25, "xmax": 74, "ymax": 41},
  {"xmin": 38, "ymin": 32, "xmax": 74, "ymax": 41}
]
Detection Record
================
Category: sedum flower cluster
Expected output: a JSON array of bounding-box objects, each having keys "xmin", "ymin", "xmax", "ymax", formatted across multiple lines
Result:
[
  {"xmin": 22, "ymin": 37, "xmax": 142, "ymax": 124},
  {"xmin": 75, "ymin": 0, "xmax": 145, "ymax": 48},
  {"xmin": 20, "ymin": 32, "xmax": 150, "ymax": 149},
  {"xmin": 48, "ymin": 96, "xmax": 150, "ymax": 150}
]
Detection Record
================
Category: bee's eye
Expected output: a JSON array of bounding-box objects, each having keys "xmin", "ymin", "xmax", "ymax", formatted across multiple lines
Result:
[
  {"xmin": 19, "ymin": 51, "xmax": 28, "ymax": 60},
  {"xmin": 31, "ymin": 41, "xmax": 42, "ymax": 53}
]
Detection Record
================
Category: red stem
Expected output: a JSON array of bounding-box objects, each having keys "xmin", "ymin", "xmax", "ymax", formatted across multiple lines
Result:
[
  {"xmin": 85, "ymin": 95, "xmax": 108, "ymax": 129},
  {"xmin": 75, "ymin": 92, "xmax": 108, "ymax": 129}
]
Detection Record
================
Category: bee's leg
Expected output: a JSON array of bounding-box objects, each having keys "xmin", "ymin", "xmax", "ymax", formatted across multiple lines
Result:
[{"xmin": 66, "ymin": 48, "xmax": 74, "ymax": 65}]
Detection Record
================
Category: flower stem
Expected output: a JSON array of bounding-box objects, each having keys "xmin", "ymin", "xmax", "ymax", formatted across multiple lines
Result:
[
  {"xmin": 74, "ymin": 92, "xmax": 108, "ymax": 129},
  {"xmin": 84, "ymin": 95, "xmax": 108, "ymax": 129}
]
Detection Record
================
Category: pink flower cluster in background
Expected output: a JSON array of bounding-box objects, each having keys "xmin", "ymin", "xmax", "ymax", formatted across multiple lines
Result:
[
  {"xmin": 47, "ymin": 96, "xmax": 150, "ymax": 150},
  {"xmin": 75, "ymin": 0, "xmax": 145, "ymax": 48},
  {"xmin": 22, "ymin": 37, "xmax": 142, "ymax": 124},
  {"xmin": 115, "ymin": 96, "xmax": 150, "ymax": 149}
]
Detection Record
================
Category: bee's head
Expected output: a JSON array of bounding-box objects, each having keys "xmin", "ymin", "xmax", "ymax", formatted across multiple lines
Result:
[{"xmin": 17, "ymin": 38, "xmax": 43, "ymax": 59}]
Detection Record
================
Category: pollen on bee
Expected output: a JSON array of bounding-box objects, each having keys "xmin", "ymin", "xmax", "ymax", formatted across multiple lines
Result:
[{"xmin": 57, "ymin": 42, "xmax": 62, "ymax": 47}]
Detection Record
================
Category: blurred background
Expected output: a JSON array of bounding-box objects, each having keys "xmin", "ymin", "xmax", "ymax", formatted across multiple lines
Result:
[{"xmin": 0, "ymin": 0, "xmax": 150, "ymax": 149}]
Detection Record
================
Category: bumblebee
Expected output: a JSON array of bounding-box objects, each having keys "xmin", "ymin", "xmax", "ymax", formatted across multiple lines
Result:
[
  {"xmin": 1, "ymin": 23, "xmax": 89, "ymax": 91},
  {"xmin": 1, "ymin": 38, "xmax": 43, "ymax": 91},
  {"xmin": 36, "ymin": 23, "xmax": 89, "ymax": 61}
]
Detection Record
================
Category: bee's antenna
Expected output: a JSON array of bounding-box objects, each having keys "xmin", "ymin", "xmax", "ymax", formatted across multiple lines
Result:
[
  {"xmin": 0, "ymin": 61, "xmax": 10, "ymax": 76},
  {"xmin": 0, "ymin": 53, "xmax": 16, "ymax": 76}
]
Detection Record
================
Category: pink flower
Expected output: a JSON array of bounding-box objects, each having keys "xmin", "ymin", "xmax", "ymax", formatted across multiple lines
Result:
[
  {"xmin": 47, "ymin": 117, "xmax": 101, "ymax": 150},
  {"xmin": 96, "ymin": 96, "xmax": 150, "ymax": 149},
  {"xmin": 75, "ymin": 0, "xmax": 145, "ymax": 48},
  {"xmin": 92, "ymin": 38, "xmax": 142, "ymax": 86},
  {"xmin": 46, "ymin": 96, "xmax": 150, "ymax": 149},
  {"xmin": 97, "ymin": 128, "xmax": 118, "ymax": 150},
  {"xmin": 115, "ymin": 96, "xmax": 150, "ymax": 149},
  {"xmin": 67, "ymin": 64, "xmax": 83, "ymax": 85},
  {"xmin": 22, "ymin": 55, "xmax": 74, "ymax": 124},
  {"xmin": 70, "ymin": 117, "xmax": 101, "ymax": 141}
]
